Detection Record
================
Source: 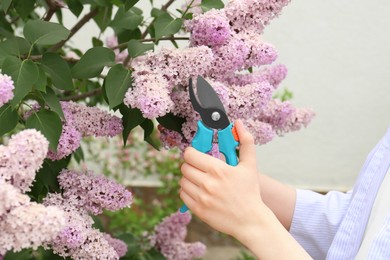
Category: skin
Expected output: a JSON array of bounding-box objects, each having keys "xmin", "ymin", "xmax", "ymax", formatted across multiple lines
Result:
[{"xmin": 180, "ymin": 119, "xmax": 312, "ymax": 259}]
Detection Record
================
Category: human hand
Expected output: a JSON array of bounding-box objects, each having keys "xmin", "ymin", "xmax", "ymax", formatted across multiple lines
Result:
[{"xmin": 179, "ymin": 119, "xmax": 266, "ymax": 239}]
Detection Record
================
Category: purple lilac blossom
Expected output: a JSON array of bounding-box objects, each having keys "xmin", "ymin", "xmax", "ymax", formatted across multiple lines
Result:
[
  {"xmin": 0, "ymin": 129, "xmax": 49, "ymax": 192},
  {"xmin": 124, "ymin": 47, "xmax": 214, "ymax": 118},
  {"xmin": 185, "ymin": 9, "xmax": 231, "ymax": 47},
  {"xmin": 224, "ymin": 0, "xmax": 291, "ymax": 34},
  {"xmin": 0, "ymin": 203, "xmax": 65, "ymax": 255},
  {"xmin": 103, "ymin": 233, "xmax": 128, "ymax": 258},
  {"xmin": 61, "ymin": 101, "xmax": 123, "ymax": 137},
  {"xmin": 47, "ymin": 123, "xmax": 82, "ymax": 161},
  {"xmin": 151, "ymin": 211, "xmax": 206, "ymax": 260},
  {"xmin": 0, "ymin": 73, "xmax": 14, "ymax": 107},
  {"xmin": 43, "ymin": 194, "xmax": 120, "ymax": 260},
  {"xmin": 57, "ymin": 169, "xmax": 132, "ymax": 214}
]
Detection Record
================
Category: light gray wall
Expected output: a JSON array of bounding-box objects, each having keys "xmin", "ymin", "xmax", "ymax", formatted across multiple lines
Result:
[
  {"xmin": 258, "ymin": 0, "xmax": 390, "ymax": 191},
  {"xmin": 62, "ymin": 1, "xmax": 390, "ymax": 190}
]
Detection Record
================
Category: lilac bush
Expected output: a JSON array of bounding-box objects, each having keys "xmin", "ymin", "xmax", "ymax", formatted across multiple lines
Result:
[{"xmin": 0, "ymin": 0, "xmax": 314, "ymax": 258}]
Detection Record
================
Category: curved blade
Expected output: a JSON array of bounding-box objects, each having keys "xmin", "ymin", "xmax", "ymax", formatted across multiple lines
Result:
[
  {"xmin": 197, "ymin": 76, "xmax": 226, "ymax": 114},
  {"xmin": 188, "ymin": 76, "xmax": 230, "ymax": 130}
]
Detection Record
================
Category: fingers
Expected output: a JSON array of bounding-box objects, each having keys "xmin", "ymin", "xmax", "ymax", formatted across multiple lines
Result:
[
  {"xmin": 181, "ymin": 162, "xmax": 206, "ymax": 186},
  {"xmin": 235, "ymin": 119, "xmax": 257, "ymax": 168},
  {"xmin": 180, "ymin": 177, "xmax": 200, "ymax": 202},
  {"xmin": 179, "ymin": 189, "xmax": 196, "ymax": 212},
  {"xmin": 183, "ymin": 146, "xmax": 225, "ymax": 172}
]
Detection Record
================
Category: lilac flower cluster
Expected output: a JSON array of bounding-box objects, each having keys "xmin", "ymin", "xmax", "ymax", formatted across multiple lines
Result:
[
  {"xmin": 43, "ymin": 194, "xmax": 125, "ymax": 260},
  {"xmin": 0, "ymin": 129, "xmax": 49, "ymax": 192},
  {"xmin": 150, "ymin": 211, "xmax": 206, "ymax": 260},
  {"xmin": 124, "ymin": 46, "xmax": 214, "ymax": 118},
  {"xmin": 0, "ymin": 73, "xmax": 14, "ymax": 107},
  {"xmin": 57, "ymin": 169, "xmax": 133, "ymax": 214},
  {"xmin": 46, "ymin": 101, "xmax": 122, "ymax": 160},
  {"xmin": 43, "ymin": 169, "xmax": 132, "ymax": 259},
  {"xmin": 0, "ymin": 130, "xmax": 66, "ymax": 256}
]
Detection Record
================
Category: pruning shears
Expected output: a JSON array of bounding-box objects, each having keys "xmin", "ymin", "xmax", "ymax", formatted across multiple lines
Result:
[{"xmin": 180, "ymin": 76, "xmax": 240, "ymax": 213}]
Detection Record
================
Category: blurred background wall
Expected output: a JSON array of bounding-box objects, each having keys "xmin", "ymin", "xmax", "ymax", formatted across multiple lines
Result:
[{"xmin": 62, "ymin": 0, "xmax": 390, "ymax": 191}]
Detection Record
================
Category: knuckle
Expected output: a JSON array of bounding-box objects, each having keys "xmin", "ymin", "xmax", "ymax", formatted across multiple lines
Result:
[
  {"xmin": 198, "ymin": 194, "xmax": 212, "ymax": 207},
  {"xmin": 202, "ymin": 181, "xmax": 216, "ymax": 194}
]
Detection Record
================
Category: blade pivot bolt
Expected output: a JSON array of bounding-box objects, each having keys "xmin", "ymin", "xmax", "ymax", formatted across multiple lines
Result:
[{"xmin": 211, "ymin": 112, "xmax": 221, "ymax": 121}]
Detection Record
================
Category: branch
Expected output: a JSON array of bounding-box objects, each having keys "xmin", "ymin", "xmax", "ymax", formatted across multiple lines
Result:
[
  {"xmin": 113, "ymin": 36, "xmax": 189, "ymax": 50},
  {"xmin": 44, "ymin": 0, "xmax": 59, "ymax": 21},
  {"xmin": 49, "ymin": 7, "xmax": 99, "ymax": 52},
  {"xmin": 29, "ymin": 55, "xmax": 79, "ymax": 63},
  {"xmin": 61, "ymin": 88, "xmax": 102, "ymax": 101}
]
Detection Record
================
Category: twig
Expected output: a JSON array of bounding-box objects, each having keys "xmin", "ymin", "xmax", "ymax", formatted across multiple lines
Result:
[
  {"xmin": 49, "ymin": 7, "xmax": 99, "ymax": 52},
  {"xmin": 44, "ymin": 0, "xmax": 58, "ymax": 21},
  {"xmin": 114, "ymin": 36, "xmax": 189, "ymax": 50},
  {"xmin": 61, "ymin": 88, "xmax": 102, "ymax": 101}
]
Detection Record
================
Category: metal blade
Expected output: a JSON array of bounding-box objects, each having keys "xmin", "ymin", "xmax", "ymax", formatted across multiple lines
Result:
[
  {"xmin": 189, "ymin": 78, "xmax": 202, "ymax": 113},
  {"xmin": 197, "ymin": 76, "xmax": 227, "ymax": 114}
]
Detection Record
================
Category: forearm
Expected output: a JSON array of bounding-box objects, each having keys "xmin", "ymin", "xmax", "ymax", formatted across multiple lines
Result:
[
  {"xmin": 234, "ymin": 203, "xmax": 312, "ymax": 260},
  {"xmin": 258, "ymin": 173, "xmax": 297, "ymax": 230}
]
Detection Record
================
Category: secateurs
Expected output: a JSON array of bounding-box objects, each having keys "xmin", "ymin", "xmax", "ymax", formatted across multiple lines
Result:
[{"xmin": 180, "ymin": 76, "xmax": 240, "ymax": 213}]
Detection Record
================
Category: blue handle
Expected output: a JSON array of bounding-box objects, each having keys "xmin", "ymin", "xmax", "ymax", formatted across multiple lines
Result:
[
  {"xmin": 218, "ymin": 123, "xmax": 239, "ymax": 166},
  {"xmin": 180, "ymin": 121, "xmax": 214, "ymax": 213}
]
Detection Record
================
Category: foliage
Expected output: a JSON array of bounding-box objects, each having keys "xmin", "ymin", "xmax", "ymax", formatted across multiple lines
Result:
[{"xmin": 0, "ymin": 0, "xmax": 314, "ymax": 259}]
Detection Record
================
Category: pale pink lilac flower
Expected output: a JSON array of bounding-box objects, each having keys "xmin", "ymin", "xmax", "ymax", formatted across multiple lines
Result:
[
  {"xmin": 43, "ymin": 194, "xmax": 120, "ymax": 260},
  {"xmin": 0, "ymin": 203, "xmax": 65, "ymax": 255},
  {"xmin": 103, "ymin": 233, "xmax": 128, "ymax": 258},
  {"xmin": 226, "ymin": 81, "xmax": 273, "ymax": 119},
  {"xmin": 151, "ymin": 211, "xmax": 206, "ymax": 260},
  {"xmin": 224, "ymin": 0, "xmax": 291, "ymax": 34},
  {"xmin": 225, "ymin": 64, "xmax": 287, "ymax": 89},
  {"xmin": 57, "ymin": 169, "xmax": 132, "ymax": 214},
  {"xmin": 46, "ymin": 123, "xmax": 82, "ymax": 161},
  {"xmin": 0, "ymin": 73, "xmax": 14, "ymax": 107},
  {"xmin": 237, "ymin": 33, "xmax": 278, "ymax": 68},
  {"xmin": 0, "ymin": 182, "xmax": 29, "ymax": 217},
  {"xmin": 185, "ymin": 9, "xmax": 231, "ymax": 47},
  {"xmin": 210, "ymin": 37, "xmax": 249, "ymax": 78},
  {"xmin": 124, "ymin": 73, "xmax": 174, "ymax": 118},
  {"xmin": 125, "ymin": 47, "xmax": 214, "ymax": 118},
  {"xmin": 244, "ymin": 119, "xmax": 275, "ymax": 145},
  {"xmin": 0, "ymin": 129, "xmax": 49, "ymax": 192},
  {"xmin": 61, "ymin": 101, "xmax": 123, "ymax": 137}
]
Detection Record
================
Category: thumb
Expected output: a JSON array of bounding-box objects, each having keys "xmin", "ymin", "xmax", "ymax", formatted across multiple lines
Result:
[{"xmin": 235, "ymin": 119, "xmax": 257, "ymax": 168}]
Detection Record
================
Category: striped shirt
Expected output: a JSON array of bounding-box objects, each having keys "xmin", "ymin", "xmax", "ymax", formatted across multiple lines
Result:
[{"xmin": 290, "ymin": 126, "xmax": 390, "ymax": 259}]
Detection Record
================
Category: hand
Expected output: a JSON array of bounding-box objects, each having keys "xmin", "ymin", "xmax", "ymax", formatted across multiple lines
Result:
[{"xmin": 179, "ymin": 119, "xmax": 266, "ymax": 238}]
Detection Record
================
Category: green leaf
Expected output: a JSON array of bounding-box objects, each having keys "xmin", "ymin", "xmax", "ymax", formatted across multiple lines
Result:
[
  {"xmin": 151, "ymin": 8, "xmax": 165, "ymax": 18},
  {"xmin": 23, "ymin": 20, "xmax": 70, "ymax": 46},
  {"xmin": 25, "ymin": 109, "xmax": 62, "ymax": 151},
  {"xmin": 4, "ymin": 248, "xmax": 33, "ymax": 260},
  {"xmin": 154, "ymin": 13, "xmax": 183, "ymax": 41},
  {"xmin": 93, "ymin": 6, "xmax": 112, "ymax": 31},
  {"xmin": 117, "ymin": 28, "xmax": 142, "ymax": 43},
  {"xmin": 33, "ymin": 66, "xmax": 47, "ymax": 92},
  {"xmin": 0, "ymin": 104, "xmax": 19, "ymax": 136},
  {"xmin": 2, "ymin": 0, "xmax": 12, "ymax": 13},
  {"xmin": 72, "ymin": 146, "xmax": 84, "ymax": 163},
  {"xmin": 140, "ymin": 119, "xmax": 160, "ymax": 150},
  {"xmin": 71, "ymin": 47, "xmax": 115, "ymax": 79},
  {"xmin": 110, "ymin": 6, "xmax": 143, "ymax": 31},
  {"xmin": 92, "ymin": 37, "xmax": 103, "ymax": 47},
  {"xmin": 117, "ymin": 233, "xmax": 141, "ymax": 257},
  {"xmin": 66, "ymin": 0, "xmax": 84, "ymax": 17},
  {"xmin": 104, "ymin": 64, "xmax": 132, "ymax": 109},
  {"xmin": 2, "ymin": 57, "xmax": 39, "ymax": 107},
  {"xmin": 127, "ymin": 39, "xmax": 154, "ymax": 58},
  {"xmin": 200, "ymin": 0, "xmax": 224, "ymax": 12},
  {"xmin": 0, "ymin": 37, "xmax": 31, "ymax": 57},
  {"xmin": 13, "ymin": 0, "xmax": 35, "ymax": 19},
  {"xmin": 41, "ymin": 87, "xmax": 64, "ymax": 119},
  {"xmin": 41, "ymin": 53, "xmax": 74, "ymax": 90},
  {"xmin": 157, "ymin": 113, "xmax": 186, "ymax": 134},
  {"xmin": 125, "ymin": 0, "xmax": 139, "ymax": 11},
  {"xmin": 119, "ymin": 104, "xmax": 145, "ymax": 146}
]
